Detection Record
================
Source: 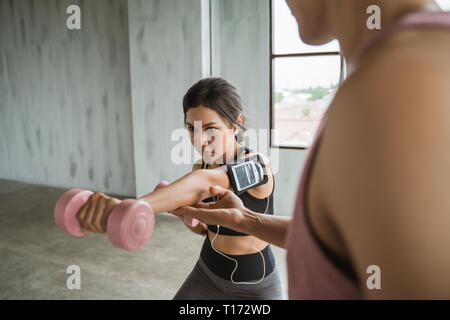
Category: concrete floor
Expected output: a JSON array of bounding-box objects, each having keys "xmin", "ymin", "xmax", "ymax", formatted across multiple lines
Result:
[{"xmin": 0, "ymin": 179, "xmax": 288, "ymax": 299}]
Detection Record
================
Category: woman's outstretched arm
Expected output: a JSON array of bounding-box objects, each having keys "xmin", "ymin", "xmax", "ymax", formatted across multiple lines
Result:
[
  {"xmin": 77, "ymin": 166, "xmax": 231, "ymax": 233},
  {"xmin": 137, "ymin": 166, "xmax": 230, "ymax": 214}
]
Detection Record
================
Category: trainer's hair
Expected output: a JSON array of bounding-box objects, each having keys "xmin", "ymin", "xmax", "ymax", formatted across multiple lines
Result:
[{"xmin": 183, "ymin": 77, "xmax": 247, "ymax": 142}]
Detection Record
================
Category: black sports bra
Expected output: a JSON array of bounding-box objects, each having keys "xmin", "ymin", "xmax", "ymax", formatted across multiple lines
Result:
[{"xmin": 201, "ymin": 147, "xmax": 275, "ymax": 236}]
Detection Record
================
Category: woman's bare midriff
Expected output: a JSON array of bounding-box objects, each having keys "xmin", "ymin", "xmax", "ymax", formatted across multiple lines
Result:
[{"xmin": 207, "ymin": 230, "xmax": 269, "ymax": 255}]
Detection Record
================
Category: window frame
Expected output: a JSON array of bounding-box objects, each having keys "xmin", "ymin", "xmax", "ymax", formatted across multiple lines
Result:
[{"xmin": 269, "ymin": 0, "xmax": 345, "ymax": 150}]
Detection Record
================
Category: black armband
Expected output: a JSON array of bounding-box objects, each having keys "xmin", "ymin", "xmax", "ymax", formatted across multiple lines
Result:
[{"xmin": 226, "ymin": 154, "xmax": 269, "ymax": 195}]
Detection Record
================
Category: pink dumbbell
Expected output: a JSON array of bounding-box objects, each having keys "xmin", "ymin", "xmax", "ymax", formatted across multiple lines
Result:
[
  {"xmin": 54, "ymin": 189, "xmax": 154, "ymax": 251},
  {"xmin": 153, "ymin": 181, "xmax": 199, "ymax": 227}
]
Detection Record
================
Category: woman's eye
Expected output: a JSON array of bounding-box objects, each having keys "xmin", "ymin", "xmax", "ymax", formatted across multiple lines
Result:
[{"xmin": 187, "ymin": 126, "xmax": 217, "ymax": 133}]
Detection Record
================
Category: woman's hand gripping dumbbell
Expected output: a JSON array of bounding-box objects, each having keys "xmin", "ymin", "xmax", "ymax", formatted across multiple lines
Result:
[
  {"xmin": 54, "ymin": 188, "xmax": 155, "ymax": 251},
  {"xmin": 54, "ymin": 181, "xmax": 202, "ymax": 251}
]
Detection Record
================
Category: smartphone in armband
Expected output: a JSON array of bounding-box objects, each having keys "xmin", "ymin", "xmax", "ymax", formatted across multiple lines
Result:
[{"xmin": 226, "ymin": 154, "xmax": 268, "ymax": 195}]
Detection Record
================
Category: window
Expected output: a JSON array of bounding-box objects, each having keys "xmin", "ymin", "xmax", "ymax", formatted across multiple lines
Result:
[
  {"xmin": 270, "ymin": 0, "xmax": 449, "ymax": 149},
  {"xmin": 270, "ymin": 0, "xmax": 343, "ymax": 149},
  {"xmin": 436, "ymin": 0, "xmax": 450, "ymax": 10}
]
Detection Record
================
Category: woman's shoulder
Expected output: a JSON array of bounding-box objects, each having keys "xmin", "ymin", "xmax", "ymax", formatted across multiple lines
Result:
[
  {"xmin": 242, "ymin": 147, "xmax": 266, "ymax": 160},
  {"xmin": 352, "ymin": 27, "xmax": 450, "ymax": 90},
  {"xmin": 243, "ymin": 149, "xmax": 271, "ymax": 170},
  {"xmin": 318, "ymin": 30, "xmax": 450, "ymax": 225},
  {"xmin": 334, "ymin": 28, "xmax": 450, "ymax": 126},
  {"xmin": 240, "ymin": 149, "xmax": 274, "ymax": 199}
]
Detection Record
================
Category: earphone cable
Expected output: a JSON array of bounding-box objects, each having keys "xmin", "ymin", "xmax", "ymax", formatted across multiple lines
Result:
[{"xmin": 203, "ymin": 152, "xmax": 270, "ymax": 285}]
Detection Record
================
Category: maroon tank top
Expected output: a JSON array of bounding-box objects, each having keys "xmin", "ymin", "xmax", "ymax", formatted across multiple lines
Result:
[{"xmin": 285, "ymin": 10, "xmax": 450, "ymax": 300}]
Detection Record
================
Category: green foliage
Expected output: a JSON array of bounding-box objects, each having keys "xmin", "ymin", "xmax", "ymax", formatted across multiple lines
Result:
[
  {"xmin": 275, "ymin": 92, "xmax": 284, "ymax": 104},
  {"xmin": 307, "ymin": 86, "xmax": 329, "ymax": 101},
  {"xmin": 292, "ymin": 83, "xmax": 337, "ymax": 101},
  {"xmin": 302, "ymin": 108, "xmax": 310, "ymax": 116}
]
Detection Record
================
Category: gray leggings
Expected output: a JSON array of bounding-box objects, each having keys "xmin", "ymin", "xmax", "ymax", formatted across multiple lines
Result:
[{"xmin": 173, "ymin": 257, "xmax": 284, "ymax": 300}]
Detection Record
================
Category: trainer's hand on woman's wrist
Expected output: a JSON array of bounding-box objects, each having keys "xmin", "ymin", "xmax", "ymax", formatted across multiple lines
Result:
[{"xmin": 172, "ymin": 186, "xmax": 251, "ymax": 234}]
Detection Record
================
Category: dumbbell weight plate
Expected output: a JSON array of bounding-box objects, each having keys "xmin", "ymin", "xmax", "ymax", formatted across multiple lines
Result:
[
  {"xmin": 54, "ymin": 189, "xmax": 93, "ymax": 236},
  {"xmin": 107, "ymin": 200, "xmax": 155, "ymax": 251}
]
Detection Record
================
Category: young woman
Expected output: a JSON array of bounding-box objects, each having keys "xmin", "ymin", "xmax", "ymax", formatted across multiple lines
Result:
[
  {"xmin": 174, "ymin": 1, "xmax": 450, "ymax": 299},
  {"xmin": 76, "ymin": 77, "xmax": 283, "ymax": 300}
]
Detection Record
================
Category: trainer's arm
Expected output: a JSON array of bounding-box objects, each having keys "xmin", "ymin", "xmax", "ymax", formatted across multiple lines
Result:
[
  {"xmin": 173, "ymin": 185, "xmax": 292, "ymax": 249},
  {"xmin": 240, "ymin": 208, "xmax": 292, "ymax": 249}
]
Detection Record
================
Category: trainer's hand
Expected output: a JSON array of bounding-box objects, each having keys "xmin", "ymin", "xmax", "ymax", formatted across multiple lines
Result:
[
  {"xmin": 77, "ymin": 192, "xmax": 120, "ymax": 234},
  {"xmin": 172, "ymin": 186, "xmax": 249, "ymax": 233}
]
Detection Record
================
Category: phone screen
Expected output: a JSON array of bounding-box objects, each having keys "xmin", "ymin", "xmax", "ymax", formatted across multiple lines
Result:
[{"xmin": 232, "ymin": 161, "xmax": 262, "ymax": 192}]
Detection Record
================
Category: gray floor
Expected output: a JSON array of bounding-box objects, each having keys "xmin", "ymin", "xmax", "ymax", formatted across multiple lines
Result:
[{"xmin": 0, "ymin": 179, "xmax": 288, "ymax": 299}]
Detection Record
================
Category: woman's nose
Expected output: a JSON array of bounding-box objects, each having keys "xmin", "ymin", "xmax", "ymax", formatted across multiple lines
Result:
[
  {"xmin": 200, "ymin": 130, "xmax": 215, "ymax": 144},
  {"xmin": 202, "ymin": 137, "xmax": 216, "ymax": 151},
  {"xmin": 192, "ymin": 130, "xmax": 209, "ymax": 147}
]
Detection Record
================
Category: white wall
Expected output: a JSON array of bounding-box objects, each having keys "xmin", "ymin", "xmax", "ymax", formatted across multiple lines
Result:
[
  {"xmin": 127, "ymin": 0, "xmax": 207, "ymax": 197},
  {"xmin": 0, "ymin": 0, "xmax": 207, "ymax": 198},
  {"xmin": 0, "ymin": 0, "xmax": 136, "ymax": 195}
]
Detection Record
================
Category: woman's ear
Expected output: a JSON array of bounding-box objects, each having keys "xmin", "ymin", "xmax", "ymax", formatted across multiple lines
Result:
[{"xmin": 236, "ymin": 114, "xmax": 243, "ymax": 127}]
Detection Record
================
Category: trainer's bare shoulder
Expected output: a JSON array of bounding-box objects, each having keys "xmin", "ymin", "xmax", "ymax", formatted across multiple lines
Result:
[{"xmin": 317, "ymin": 31, "xmax": 450, "ymax": 298}]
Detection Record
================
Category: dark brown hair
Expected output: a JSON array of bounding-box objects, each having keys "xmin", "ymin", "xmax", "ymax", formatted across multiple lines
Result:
[{"xmin": 183, "ymin": 77, "xmax": 247, "ymax": 141}]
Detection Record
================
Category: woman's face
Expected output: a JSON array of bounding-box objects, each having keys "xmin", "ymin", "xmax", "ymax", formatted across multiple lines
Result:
[
  {"xmin": 285, "ymin": 0, "xmax": 335, "ymax": 45},
  {"xmin": 185, "ymin": 105, "xmax": 239, "ymax": 165}
]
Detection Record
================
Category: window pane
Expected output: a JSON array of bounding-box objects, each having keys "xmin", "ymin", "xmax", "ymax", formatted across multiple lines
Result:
[
  {"xmin": 273, "ymin": 0, "xmax": 339, "ymax": 54},
  {"xmin": 436, "ymin": 0, "xmax": 450, "ymax": 10},
  {"xmin": 272, "ymin": 56, "xmax": 341, "ymax": 148}
]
